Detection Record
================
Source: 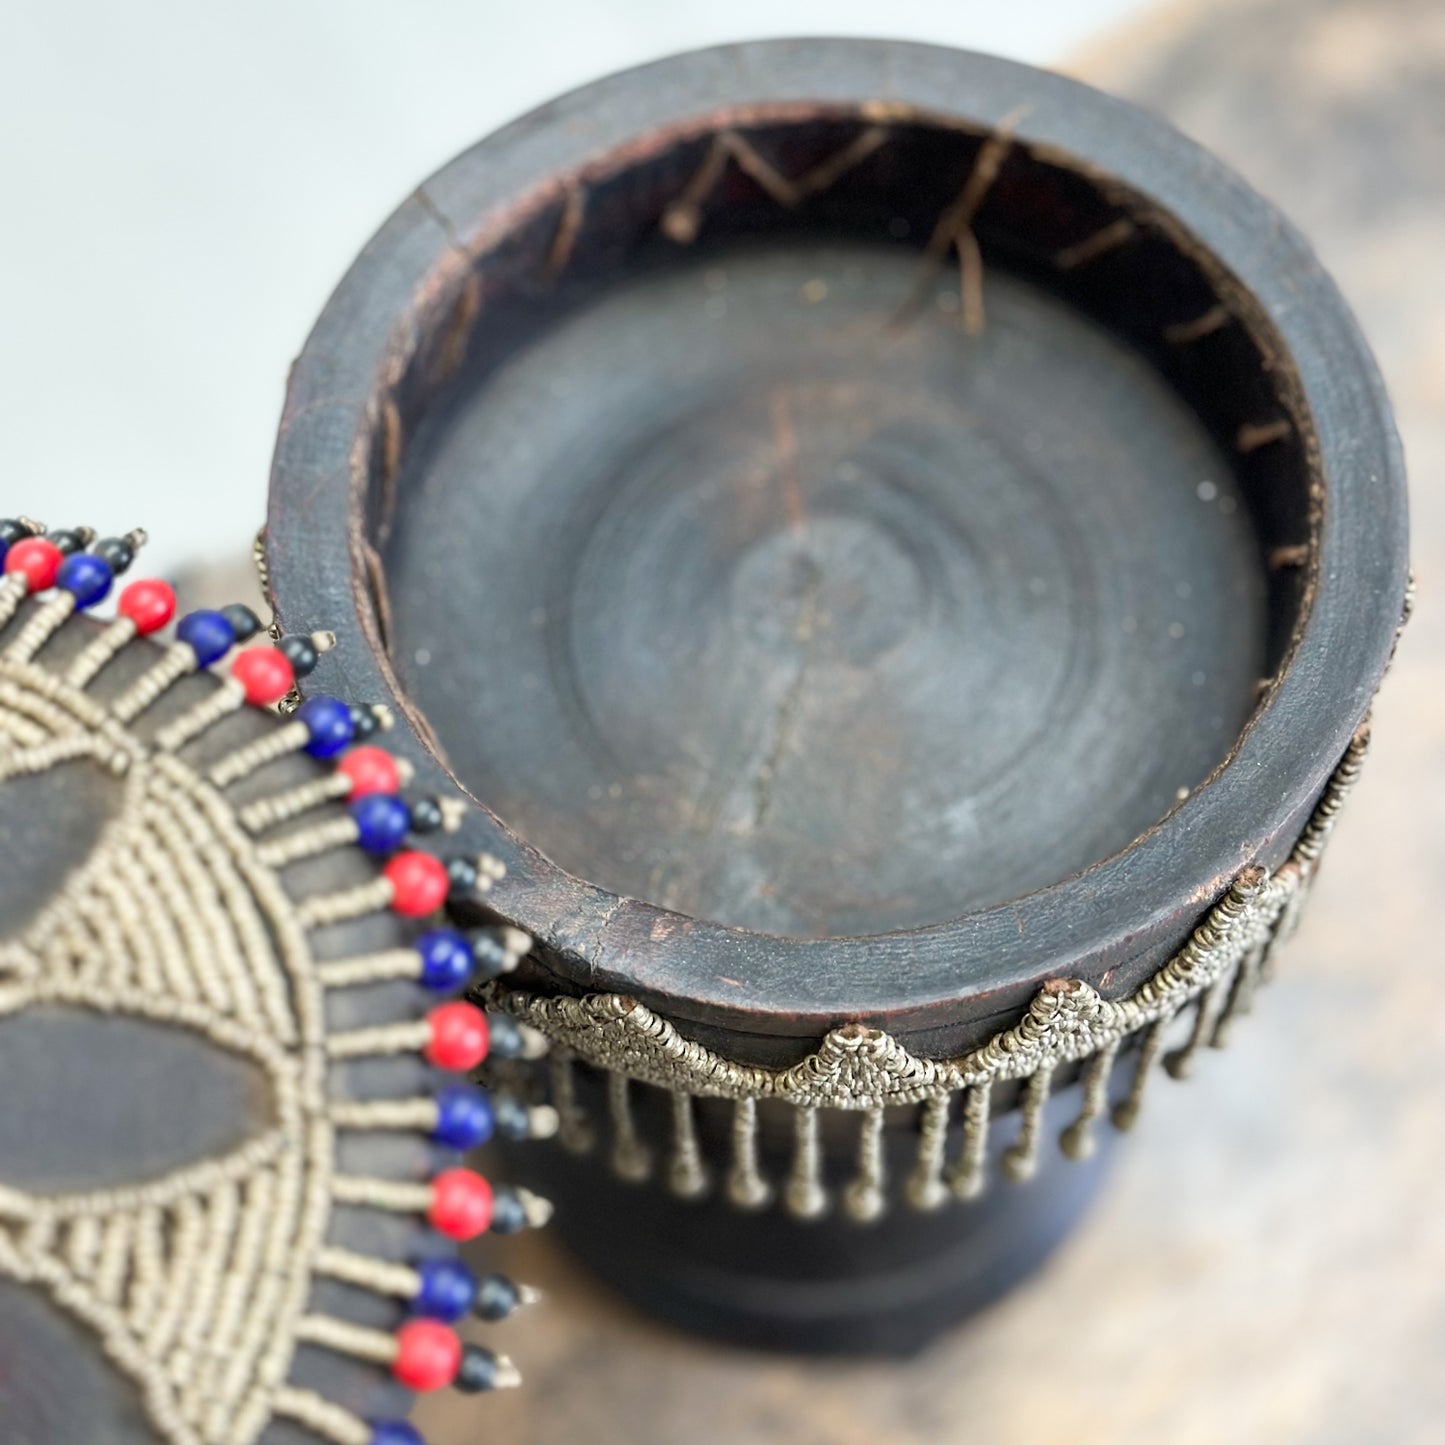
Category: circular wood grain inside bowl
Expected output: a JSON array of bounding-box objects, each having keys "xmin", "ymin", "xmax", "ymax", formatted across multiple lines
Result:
[
  {"xmin": 267, "ymin": 42, "xmax": 1406, "ymax": 1062},
  {"xmin": 387, "ymin": 232, "xmax": 1267, "ymax": 940}
]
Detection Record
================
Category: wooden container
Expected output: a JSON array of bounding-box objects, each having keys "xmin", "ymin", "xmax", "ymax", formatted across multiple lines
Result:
[{"xmin": 265, "ymin": 40, "xmax": 1409, "ymax": 1353}]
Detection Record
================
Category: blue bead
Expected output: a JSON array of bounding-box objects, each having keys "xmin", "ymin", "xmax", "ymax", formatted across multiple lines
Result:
[
  {"xmin": 0, "ymin": 540, "xmax": 8, "ymax": 568},
  {"xmin": 58, "ymin": 553, "xmax": 113, "ymax": 609},
  {"xmin": 297, "ymin": 694, "xmax": 354, "ymax": 758},
  {"xmin": 432, "ymin": 1084, "xmax": 494, "ymax": 1149},
  {"xmin": 350, "ymin": 793, "xmax": 411, "ymax": 855},
  {"xmin": 414, "ymin": 929, "xmax": 474, "ymax": 991},
  {"xmin": 369, "ymin": 1423, "xmax": 425, "ymax": 1445},
  {"xmin": 413, "ymin": 1256, "xmax": 479, "ymax": 1321},
  {"xmin": 175, "ymin": 609, "xmax": 236, "ymax": 666}
]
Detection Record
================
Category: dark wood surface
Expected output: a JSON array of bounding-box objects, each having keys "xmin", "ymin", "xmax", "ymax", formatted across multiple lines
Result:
[
  {"xmin": 268, "ymin": 38, "xmax": 1406, "ymax": 1073},
  {"xmin": 267, "ymin": 34, "xmax": 1408, "ymax": 1357},
  {"xmin": 415, "ymin": 4, "xmax": 1445, "ymax": 1440},
  {"xmin": 388, "ymin": 240, "xmax": 1264, "ymax": 941}
]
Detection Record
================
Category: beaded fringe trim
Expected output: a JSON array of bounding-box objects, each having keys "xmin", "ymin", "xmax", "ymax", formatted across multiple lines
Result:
[
  {"xmin": 0, "ymin": 526, "xmax": 540, "ymax": 1445},
  {"xmin": 499, "ymin": 719, "xmax": 1372, "ymax": 1223}
]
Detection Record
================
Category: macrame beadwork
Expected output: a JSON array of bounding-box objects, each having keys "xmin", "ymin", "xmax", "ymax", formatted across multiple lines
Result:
[{"xmin": 0, "ymin": 519, "xmax": 547, "ymax": 1445}]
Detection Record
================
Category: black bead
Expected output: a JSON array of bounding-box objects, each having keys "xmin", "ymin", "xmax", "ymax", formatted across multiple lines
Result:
[
  {"xmin": 446, "ymin": 856, "xmax": 478, "ymax": 897},
  {"xmin": 470, "ymin": 929, "xmax": 510, "ymax": 981},
  {"xmin": 221, "ymin": 603, "xmax": 263, "ymax": 642},
  {"xmin": 278, "ymin": 632, "xmax": 318, "ymax": 676},
  {"xmin": 0, "ymin": 519, "xmax": 28, "ymax": 545},
  {"xmin": 472, "ymin": 1272, "xmax": 521, "ymax": 1322},
  {"xmin": 455, "ymin": 1343, "xmax": 504, "ymax": 1393},
  {"xmin": 486, "ymin": 1013, "xmax": 523, "ymax": 1061},
  {"xmin": 488, "ymin": 1187, "xmax": 527, "ymax": 1236},
  {"xmin": 409, "ymin": 796, "xmax": 444, "ymax": 834},
  {"xmin": 348, "ymin": 703, "xmax": 379, "ymax": 740},
  {"xmin": 47, "ymin": 529, "xmax": 85, "ymax": 555},
  {"xmin": 94, "ymin": 536, "xmax": 135, "ymax": 573},
  {"xmin": 493, "ymin": 1095, "xmax": 531, "ymax": 1142}
]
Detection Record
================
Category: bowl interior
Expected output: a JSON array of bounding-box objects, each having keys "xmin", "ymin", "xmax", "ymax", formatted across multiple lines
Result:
[{"xmin": 368, "ymin": 110, "xmax": 1314, "ymax": 941}]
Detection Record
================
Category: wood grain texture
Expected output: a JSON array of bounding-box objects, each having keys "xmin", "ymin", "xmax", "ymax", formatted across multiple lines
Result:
[
  {"xmin": 418, "ymin": 5, "xmax": 1445, "ymax": 1440},
  {"xmin": 265, "ymin": 33, "xmax": 1409, "ymax": 1356},
  {"xmin": 385, "ymin": 241, "xmax": 1265, "ymax": 941},
  {"xmin": 267, "ymin": 39, "xmax": 1406, "ymax": 1067}
]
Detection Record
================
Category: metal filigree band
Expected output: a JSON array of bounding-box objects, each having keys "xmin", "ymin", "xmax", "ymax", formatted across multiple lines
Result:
[{"xmin": 496, "ymin": 720, "xmax": 1371, "ymax": 1222}]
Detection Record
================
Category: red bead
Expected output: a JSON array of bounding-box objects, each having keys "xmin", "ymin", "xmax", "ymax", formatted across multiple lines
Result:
[
  {"xmin": 117, "ymin": 578, "xmax": 176, "ymax": 635},
  {"xmin": 338, "ymin": 745, "xmax": 400, "ymax": 798},
  {"xmin": 428, "ymin": 1168, "xmax": 494, "ymax": 1240},
  {"xmin": 391, "ymin": 1318, "xmax": 461, "ymax": 1391},
  {"xmin": 384, "ymin": 850, "xmax": 449, "ymax": 917},
  {"xmin": 231, "ymin": 646, "xmax": 295, "ymax": 705},
  {"xmin": 424, "ymin": 1000, "xmax": 490, "ymax": 1070},
  {"xmin": 4, "ymin": 537, "xmax": 62, "ymax": 591}
]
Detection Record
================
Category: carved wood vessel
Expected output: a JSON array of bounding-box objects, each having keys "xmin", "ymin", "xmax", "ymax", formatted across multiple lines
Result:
[{"xmin": 265, "ymin": 40, "xmax": 1410, "ymax": 1352}]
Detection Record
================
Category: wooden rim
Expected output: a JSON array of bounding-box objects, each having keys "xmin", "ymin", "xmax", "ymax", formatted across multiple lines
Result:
[{"xmin": 267, "ymin": 39, "xmax": 1407, "ymax": 1059}]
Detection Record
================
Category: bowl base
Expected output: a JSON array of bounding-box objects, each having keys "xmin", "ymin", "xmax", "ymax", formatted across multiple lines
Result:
[{"xmin": 389, "ymin": 239, "xmax": 1265, "ymax": 940}]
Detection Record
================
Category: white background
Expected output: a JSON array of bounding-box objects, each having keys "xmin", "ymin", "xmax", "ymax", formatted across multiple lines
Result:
[{"xmin": 0, "ymin": 2, "xmax": 1147, "ymax": 577}]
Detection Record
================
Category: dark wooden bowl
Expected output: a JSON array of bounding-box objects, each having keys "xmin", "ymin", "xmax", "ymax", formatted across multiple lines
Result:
[{"xmin": 267, "ymin": 40, "xmax": 1408, "ymax": 1350}]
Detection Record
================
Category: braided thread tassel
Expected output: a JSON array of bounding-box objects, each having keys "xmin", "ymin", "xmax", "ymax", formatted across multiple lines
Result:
[
  {"xmin": 906, "ymin": 1095, "xmax": 953, "ymax": 1211},
  {"xmin": 607, "ymin": 1074, "xmax": 651, "ymax": 1183},
  {"xmin": 667, "ymin": 1092, "xmax": 709, "ymax": 1200},
  {"xmin": 1112, "ymin": 1015, "xmax": 1174, "ymax": 1132},
  {"xmin": 550, "ymin": 1047, "xmax": 593, "ymax": 1154},
  {"xmin": 1164, "ymin": 976, "xmax": 1230, "ymax": 1080},
  {"xmin": 1060, "ymin": 1041, "xmax": 1120, "ymax": 1161},
  {"xmin": 784, "ymin": 1106, "xmax": 828, "ymax": 1220},
  {"xmin": 947, "ymin": 1083, "xmax": 992, "ymax": 1201},
  {"xmin": 842, "ymin": 1107, "xmax": 887, "ymax": 1223},
  {"xmin": 1212, "ymin": 942, "xmax": 1267, "ymax": 1048},
  {"xmin": 726, "ymin": 1097, "xmax": 771, "ymax": 1210},
  {"xmin": 1001, "ymin": 1065, "xmax": 1054, "ymax": 1183}
]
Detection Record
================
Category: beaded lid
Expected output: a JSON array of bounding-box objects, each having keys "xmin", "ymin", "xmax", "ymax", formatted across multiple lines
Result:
[{"xmin": 0, "ymin": 517, "xmax": 550, "ymax": 1445}]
